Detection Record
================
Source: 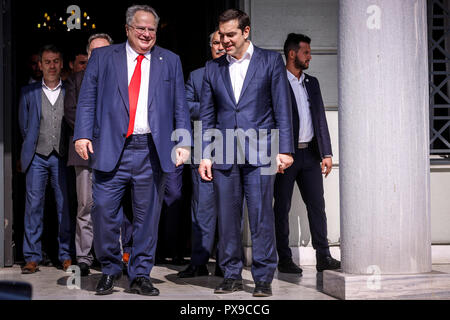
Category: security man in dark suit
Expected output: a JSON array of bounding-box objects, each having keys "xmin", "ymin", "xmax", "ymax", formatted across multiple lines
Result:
[
  {"xmin": 273, "ymin": 33, "xmax": 340, "ymax": 274},
  {"xmin": 177, "ymin": 29, "xmax": 225, "ymax": 278}
]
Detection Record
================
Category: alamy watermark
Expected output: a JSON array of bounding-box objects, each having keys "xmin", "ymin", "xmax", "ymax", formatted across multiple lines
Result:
[
  {"xmin": 366, "ymin": 265, "xmax": 381, "ymax": 290},
  {"xmin": 171, "ymin": 121, "xmax": 281, "ymax": 175},
  {"xmin": 66, "ymin": 265, "xmax": 81, "ymax": 290}
]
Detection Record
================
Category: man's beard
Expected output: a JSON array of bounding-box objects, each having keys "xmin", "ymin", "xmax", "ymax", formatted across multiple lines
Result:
[{"xmin": 294, "ymin": 56, "xmax": 309, "ymax": 70}]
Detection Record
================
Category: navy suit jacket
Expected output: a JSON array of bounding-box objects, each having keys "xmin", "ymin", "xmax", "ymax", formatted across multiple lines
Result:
[
  {"xmin": 199, "ymin": 46, "xmax": 294, "ymax": 170},
  {"xmin": 18, "ymin": 81, "xmax": 67, "ymax": 171},
  {"xmin": 73, "ymin": 43, "xmax": 191, "ymax": 173},
  {"xmin": 185, "ymin": 67, "xmax": 205, "ymax": 121},
  {"xmin": 290, "ymin": 73, "xmax": 332, "ymax": 158}
]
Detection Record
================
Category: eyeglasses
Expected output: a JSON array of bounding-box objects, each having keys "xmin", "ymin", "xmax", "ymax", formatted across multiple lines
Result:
[{"xmin": 128, "ymin": 24, "xmax": 156, "ymax": 35}]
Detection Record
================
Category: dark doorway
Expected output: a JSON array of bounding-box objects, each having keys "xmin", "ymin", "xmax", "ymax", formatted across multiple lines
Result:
[
  {"xmin": 7, "ymin": 0, "xmax": 240, "ymax": 264},
  {"xmin": 14, "ymin": 0, "xmax": 240, "ymax": 84}
]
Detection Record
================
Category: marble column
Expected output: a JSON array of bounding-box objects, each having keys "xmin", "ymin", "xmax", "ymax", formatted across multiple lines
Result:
[{"xmin": 323, "ymin": 0, "xmax": 450, "ymax": 299}]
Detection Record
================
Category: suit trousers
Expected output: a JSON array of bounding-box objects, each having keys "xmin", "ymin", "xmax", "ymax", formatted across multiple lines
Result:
[
  {"xmin": 92, "ymin": 134, "xmax": 166, "ymax": 282},
  {"xmin": 214, "ymin": 165, "xmax": 277, "ymax": 283},
  {"xmin": 273, "ymin": 146, "xmax": 331, "ymax": 262},
  {"xmin": 74, "ymin": 166, "xmax": 94, "ymax": 265},
  {"xmin": 120, "ymin": 212, "xmax": 133, "ymax": 255},
  {"xmin": 23, "ymin": 152, "xmax": 73, "ymax": 263},
  {"xmin": 156, "ymin": 165, "xmax": 184, "ymax": 259},
  {"xmin": 190, "ymin": 164, "xmax": 217, "ymax": 266}
]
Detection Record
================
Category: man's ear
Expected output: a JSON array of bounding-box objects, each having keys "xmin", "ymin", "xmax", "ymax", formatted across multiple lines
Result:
[
  {"xmin": 69, "ymin": 61, "xmax": 73, "ymax": 70},
  {"xmin": 289, "ymin": 49, "xmax": 296, "ymax": 61},
  {"xmin": 38, "ymin": 61, "xmax": 43, "ymax": 71},
  {"xmin": 243, "ymin": 26, "xmax": 250, "ymax": 40}
]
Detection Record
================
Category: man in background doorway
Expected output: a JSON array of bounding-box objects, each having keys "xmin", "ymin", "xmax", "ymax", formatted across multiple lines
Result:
[
  {"xmin": 64, "ymin": 33, "xmax": 113, "ymax": 277},
  {"xmin": 177, "ymin": 29, "xmax": 225, "ymax": 278},
  {"xmin": 19, "ymin": 44, "xmax": 73, "ymax": 274}
]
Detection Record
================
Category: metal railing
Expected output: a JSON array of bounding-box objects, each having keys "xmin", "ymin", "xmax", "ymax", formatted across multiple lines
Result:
[{"xmin": 429, "ymin": 0, "xmax": 450, "ymax": 164}]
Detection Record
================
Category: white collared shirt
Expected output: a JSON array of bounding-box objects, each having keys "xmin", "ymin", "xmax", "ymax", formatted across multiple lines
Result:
[
  {"xmin": 126, "ymin": 41, "xmax": 151, "ymax": 134},
  {"xmin": 42, "ymin": 79, "xmax": 62, "ymax": 105},
  {"xmin": 227, "ymin": 41, "xmax": 254, "ymax": 103},
  {"xmin": 287, "ymin": 70, "xmax": 314, "ymax": 143}
]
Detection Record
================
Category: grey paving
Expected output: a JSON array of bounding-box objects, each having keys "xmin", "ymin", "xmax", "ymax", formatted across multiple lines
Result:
[
  {"xmin": 0, "ymin": 262, "xmax": 335, "ymax": 300},
  {"xmin": 4, "ymin": 263, "xmax": 449, "ymax": 300}
]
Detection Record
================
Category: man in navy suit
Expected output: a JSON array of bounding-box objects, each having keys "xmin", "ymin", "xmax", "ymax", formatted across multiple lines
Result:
[
  {"xmin": 199, "ymin": 9, "xmax": 294, "ymax": 297},
  {"xmin": 19, "ymin": 45, "xmax": 73, "ymax": 274},
  {"xmin": 273, "ymin": 33, "xmax": 340, "ymax": 274},
  {"xmin": 73, "ymin": 5, "xmax": 191, "ymax": 296},
  {"xmin": 177, "ymin": 30, "xmax": 225, "ymax": 278}
]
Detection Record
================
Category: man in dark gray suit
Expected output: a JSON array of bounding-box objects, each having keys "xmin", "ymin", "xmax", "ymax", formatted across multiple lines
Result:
[
  {"xmin": 273, "ymin": 33, "xmax": 340, "ymax": 274},
  {"xmin": 64, "ymin": 33, "xmax": 113, "ymax": 276},
  {"xmin": 177, "ymin": 30, "xmax": 225, "ymax": 278}
]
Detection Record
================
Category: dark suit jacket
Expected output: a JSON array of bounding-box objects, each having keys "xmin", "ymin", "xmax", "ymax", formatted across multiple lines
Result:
[
  {"xmin": 290, "ymin": 73, "xmax": 332, "ymax": 159},
  {"xmin": 64, "ymin": 70, "xmax": 88, "ymax": 167},
  {"xmin": 73, "ymin": 43, "xmax": 192, "ymax": 173},
  {"xmin": 18, "ymin": 81, "xmax": 67, "ymax": 171},
  {"xmin": 199, "ymin": 46, "xmax": 294, "ymax": 170},
  {"xmin": 185, "ymin": 67, "xmax": 205, "ymax": 121}
]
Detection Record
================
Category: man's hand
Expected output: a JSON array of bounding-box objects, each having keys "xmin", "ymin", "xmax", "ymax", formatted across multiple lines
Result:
[
  {"xmin": 321, "ymin": 157, "xmax": 332, "ymax": 178},
  {"xmin": 75, "ymin": 139, "xmax": 94, "ymax": 160},
  {"xmin": 276, "ymin": 153, "xmax": 294, "ymax": 174},
  {"xmin": 198, "ymin": 159, "xmax": 213, "ymax": 181},
  {"xmin": 175, "ymin": 147, "xmax": 190, "ymax": 167}
]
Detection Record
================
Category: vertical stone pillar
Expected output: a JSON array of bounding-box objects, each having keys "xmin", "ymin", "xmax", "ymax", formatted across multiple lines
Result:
[
  {"xmin": 338, "ymin": 0, "xmax": 431, "ymax": 275},
  {"xmin": 323, "ymin": 0, "xmax": 450, "ymax": 299}
]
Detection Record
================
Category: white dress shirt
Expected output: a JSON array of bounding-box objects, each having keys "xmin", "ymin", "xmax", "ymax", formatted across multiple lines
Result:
[
  {"xmin": 287, "ymin": 70, "xmax": 314, "ymax": 143},
  {"xmin": 227, "ymin": 41, "xmax": 254, "ymax": 103},
  {"xmin": 42, "ymin": 79, "xmax": 62, "ymax": 105},
  {"xmin": 126, "ymin": 41, "xmax": 151, "ymax": 134}
]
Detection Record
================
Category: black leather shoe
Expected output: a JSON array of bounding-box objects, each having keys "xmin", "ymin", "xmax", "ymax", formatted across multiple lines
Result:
[
  {"xmin": 95, "ymin": 273, "xmax": 121, "ymax": 295},
  {"xmin": 278, "ymin": 259, "xmax": 303, "ymax": 274},
  {"xmin": 214, "ymin": 264, "xmax": 224, "ymax": 277},
  {"xmin": 78, "ymin": 262, "xmax": 90, "ymax": 277},
  {"xmin": 177, "ymin": 264, "xmax": 209, "ymax": 278},
  {"xmin": 214, "ymin": 278, "xmax": 243, "ymax": 294},
  {"xmin": 316, "ymin": 256, "xmax": 341, "ymax": 272},
  {"xmin": 253, "ymin": 281, "xmax": 272, "ymax": 297},
  {"xmin": 129, "ymin": 277, "xmax": 160, "ymax": 296}
]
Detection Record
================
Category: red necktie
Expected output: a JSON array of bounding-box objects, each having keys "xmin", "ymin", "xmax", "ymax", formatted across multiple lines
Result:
[{"xmin": 126, "ymin": 54, "xmax": 145, "ymax": 138}]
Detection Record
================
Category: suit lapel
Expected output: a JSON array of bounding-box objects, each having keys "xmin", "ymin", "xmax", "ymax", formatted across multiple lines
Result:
[
  {"xmin": 148, "ymin": 46, "xmax": 163, "ymax": 109},
  {"xmin": 304, "ymin": 74, "xmax": 313, "ymax": 109},
  {"xmin": 238, "ymin": 46, "xmax": 261, "ymax": 104},
  {"xmin": 219, "ymin": 57, "xmax": 237, "ymax": 106},
  {"xmin": 113, "ymin": 43, "xmax": 130, "ymax": 114},
  {"xmin": 33, "ymin": 82, "xmax": 42, "ymax": 120}
]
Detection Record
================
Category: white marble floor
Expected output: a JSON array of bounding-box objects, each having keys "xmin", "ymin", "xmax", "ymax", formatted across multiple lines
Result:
[
  {"xmin": 0, "ymin": 262, "xmax": 334, "ymax": 300},
  {"xmin": 2, "ymin": 263, "xmax": 450, "ymax": 300}
]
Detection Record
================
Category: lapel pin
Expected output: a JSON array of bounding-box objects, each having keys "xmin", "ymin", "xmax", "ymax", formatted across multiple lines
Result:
[
  {"xmin": 305, "ymin": 78, "xmax": 309, "ymax": 82},
  {"xmin": 159, "ymin": 56, "xmax": 163, "ymax": 61}
]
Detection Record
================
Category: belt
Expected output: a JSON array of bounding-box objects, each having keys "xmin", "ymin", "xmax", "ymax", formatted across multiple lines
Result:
[{"xmin": 298, "ymin": 142, "xmax": 309, "ymax": 149}]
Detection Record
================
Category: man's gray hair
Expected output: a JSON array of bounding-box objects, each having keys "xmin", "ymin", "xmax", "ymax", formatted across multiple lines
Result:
[
  {"xmin": 86, "ymin": 33, "xmax": 113, "ymax": 54},
  {"xmin": 209, "ymin": 30, "xmax": 218, "ymax": 47},
  {"xmin": 126, "ymin": 5, "xmax": 160, "ymax": 28}
]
